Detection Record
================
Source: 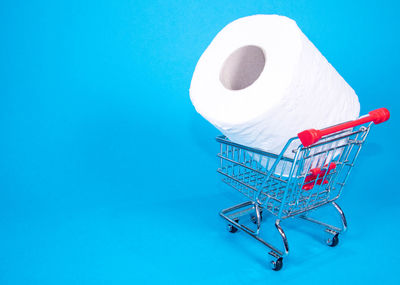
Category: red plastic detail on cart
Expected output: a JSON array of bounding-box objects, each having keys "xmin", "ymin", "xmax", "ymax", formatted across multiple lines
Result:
[
  {"xmin": 316, "ymin": 162, "xmax": 336, "ymax": 185},
  {"xmin": 302, "ymin": 163, "xmax": 336, "ymax": 190},
  {"xmin": 302, "ymin": 168, "xmax": 321, "ymax": 190},
  {"xmin": 369, "ymin": 108, "xmax": 390, "ymax": 124},
  {"xmin": 297, "ymin": 129, "xmax": 321, "ymax": 149},
  {"xmin": 298, "ymin": 108, "xmax": 390, "ymax": 147}
]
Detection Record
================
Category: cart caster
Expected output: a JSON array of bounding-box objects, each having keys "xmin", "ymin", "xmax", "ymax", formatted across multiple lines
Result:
[
  {"xmin": 227, "ymin": 218, "xmax": 239, "ymax": 233},
  {"xmin": 227, "ymin": 224, "xmax": 238, "ymax": 233},
  {"xmin": 271, "ymin": 257, "xmax": 283, "ymax": 271},
  {"xmin": 326, "ymin": 233, "xmax": 339, "ymax": 247}
]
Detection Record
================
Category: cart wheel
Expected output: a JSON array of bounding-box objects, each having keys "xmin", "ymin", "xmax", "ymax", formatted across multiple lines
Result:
[
  {"xmin": 227, "ymin": 219, "xmax": 239, "ymax": 233},
  {"xmin": 326, "ymin": 233, "xmax": 339, "ymax": 247},
  {"xmin": 227, "ymin": 224, "xmax": 238, "ymax": 233},
  {"xmin": 271, "ymin": 257, "xmax": 283, "ymax": 271}
]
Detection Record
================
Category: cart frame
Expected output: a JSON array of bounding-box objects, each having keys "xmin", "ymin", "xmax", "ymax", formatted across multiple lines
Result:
[{"xmin": 217, "ymin": 108, "xmax": 390, "ymax": 270}]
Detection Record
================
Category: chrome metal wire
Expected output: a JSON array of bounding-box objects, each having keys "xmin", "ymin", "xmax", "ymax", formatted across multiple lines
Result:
[{"xmin": 217, "ymin": 124, "xmax": 371, "ymax": 219}]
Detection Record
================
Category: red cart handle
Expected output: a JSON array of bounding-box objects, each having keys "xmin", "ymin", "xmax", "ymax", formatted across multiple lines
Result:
[{"xmin": 298, "ymin": 108, "xmax": 390, "ymax": 147}]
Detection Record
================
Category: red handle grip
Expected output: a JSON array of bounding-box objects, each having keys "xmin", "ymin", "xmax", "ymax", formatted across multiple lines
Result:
[{"xmin": 298, "ymin": 108, "xmax": 390, "ymax": 147}]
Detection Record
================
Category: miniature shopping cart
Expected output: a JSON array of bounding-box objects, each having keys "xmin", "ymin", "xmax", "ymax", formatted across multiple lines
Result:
[{"xmin": 217, "ymin": 108, "xmax": 390, "ymax": 271}]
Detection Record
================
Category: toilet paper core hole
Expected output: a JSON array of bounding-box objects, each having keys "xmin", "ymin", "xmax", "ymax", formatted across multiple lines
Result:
[{"xmin": 219, "ymin": 45, "xmax": 265, "ymax": 91}]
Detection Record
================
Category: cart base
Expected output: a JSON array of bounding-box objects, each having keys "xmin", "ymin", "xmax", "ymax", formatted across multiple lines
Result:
[{"xmin": 219, "ymin": 200, "xmax": 347, "ymax": 271}]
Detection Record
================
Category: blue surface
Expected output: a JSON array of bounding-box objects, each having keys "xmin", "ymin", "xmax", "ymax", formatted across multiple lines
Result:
[{"xmin": 0, "ymin": 0, "xmax": 399, "ymax": 284}]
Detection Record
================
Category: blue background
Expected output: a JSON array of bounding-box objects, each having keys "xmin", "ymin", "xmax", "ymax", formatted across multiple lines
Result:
[{"xmin": 0, "ymin": 0, "xmax": 398, "ymax": 284}]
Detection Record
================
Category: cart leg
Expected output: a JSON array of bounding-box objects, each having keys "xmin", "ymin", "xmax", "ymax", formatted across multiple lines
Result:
[
  {"xmin": 253, "ymin": 203, "xmax": 262, "ymax": 234},
  {"xmin": 298, "ymin": 201, "xmax": 347, "ymax": 246},
  {"xmin": 268, "ymin": 219, "xmax": 289, "ymax": 271},
  {"xmin": 275, "ymin": 219, "xmax": 289, "ymax": 255},
  {"xmin": 332, "ymin": 201, "xmax": 347, "ymax": 232},
  {"xmin": 299, "ymin": 201, "xmax": 347, "ymax": 232}
]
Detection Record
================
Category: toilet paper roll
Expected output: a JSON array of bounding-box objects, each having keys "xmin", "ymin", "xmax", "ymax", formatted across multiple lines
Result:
[{"xmin": 190, "ymin": 15, "xmax": 360, "ymax": 157}]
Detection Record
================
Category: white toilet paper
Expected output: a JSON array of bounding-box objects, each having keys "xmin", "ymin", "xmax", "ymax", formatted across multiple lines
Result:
[{"xmin": 190, "ymin": 15, "xmax": 360, "ymax": 157}]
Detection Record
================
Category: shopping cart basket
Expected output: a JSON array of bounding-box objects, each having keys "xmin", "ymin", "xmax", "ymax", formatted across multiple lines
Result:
[{"xmin": 217, "ymin": 108, "xmax": 390, "ymax": 271}]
